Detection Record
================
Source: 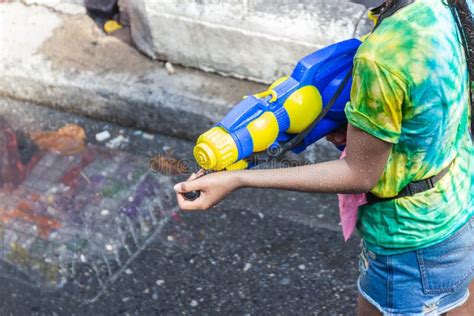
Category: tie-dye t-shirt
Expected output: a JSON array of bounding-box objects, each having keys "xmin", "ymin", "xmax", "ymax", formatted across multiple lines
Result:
[{"xmin": 345, "ymin": 0, "xmax": 473, "ymax": 254}]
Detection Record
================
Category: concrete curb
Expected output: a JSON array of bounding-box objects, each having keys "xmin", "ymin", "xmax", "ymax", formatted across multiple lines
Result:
[
  {"xmin": 0, "ymin": 2, "xmax": 339, "ymax": 158},
  {"xmin": 126, "ymin": 0, "xmax": 372, "ymax": 83},
  {"xmin": 0, "ymin": 2, "xmax": 265, "ymax": 140}
]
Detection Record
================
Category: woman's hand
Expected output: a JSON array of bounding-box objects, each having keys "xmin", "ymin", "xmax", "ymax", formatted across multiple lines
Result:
[
  {"xmin": 326, "ymin": 125, "xmax": 347, "ymax": 147},
  {"xmin": 174, "ymin": 170, "xmax": 241, "ymax": 211}
]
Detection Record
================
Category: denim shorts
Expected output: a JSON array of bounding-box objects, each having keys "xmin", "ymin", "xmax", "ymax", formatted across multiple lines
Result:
[{"xmin": 358, "ymin": 216, "xmax": 473, "ymax": 315}]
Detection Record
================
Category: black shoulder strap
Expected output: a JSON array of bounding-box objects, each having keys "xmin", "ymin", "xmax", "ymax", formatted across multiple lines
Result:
[{"xmin": 373, "ymin": 0, "xmax": 415, "ymax": 32}]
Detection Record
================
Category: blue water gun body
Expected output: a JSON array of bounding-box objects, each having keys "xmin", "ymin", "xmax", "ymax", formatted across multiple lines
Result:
[{"xmin": 193, "ymin": 38, "xmax": 362, "ymax": 171}]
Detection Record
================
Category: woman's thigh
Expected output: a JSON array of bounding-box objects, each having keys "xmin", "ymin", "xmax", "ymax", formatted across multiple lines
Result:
[{"xmin": 357, "ymin": 294, "xmax": 382, "ymax": 316}]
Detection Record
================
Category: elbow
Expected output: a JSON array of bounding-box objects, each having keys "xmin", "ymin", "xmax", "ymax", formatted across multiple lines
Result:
[
  {"xmin": 344, "ymin": 158, "xmax": 385, "ymax": 193},
  {"xmin": 348, "ymin": 172, "xmax": 381, "ymax": 193},
  {"xmin": 357, "ymin": 178, "xmax": 378, "ymax": 193},
  {"xmin": 359, "ymin": 169, "xmax": 384, "ymax": 192}
]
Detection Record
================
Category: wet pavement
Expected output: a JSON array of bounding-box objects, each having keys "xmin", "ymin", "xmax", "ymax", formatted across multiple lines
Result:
[{"xmin": 0, "ymin": 98, "xmax": 360, "ymax": 315}]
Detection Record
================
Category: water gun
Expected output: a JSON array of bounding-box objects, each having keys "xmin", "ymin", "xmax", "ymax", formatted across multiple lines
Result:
[{"xmin": 185, "ymin": 38, "xmax": 362, "ymax": 200}]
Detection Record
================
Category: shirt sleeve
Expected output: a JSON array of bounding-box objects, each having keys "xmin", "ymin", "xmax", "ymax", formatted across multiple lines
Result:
[{"xmin": 345, "ymin": 57, "xmax": 408, "ymax": 144}]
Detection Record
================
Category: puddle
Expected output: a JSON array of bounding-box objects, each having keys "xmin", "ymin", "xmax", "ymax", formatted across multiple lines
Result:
[{"xmin": 0, "ymin": 117, "xmax": 183, "ymax": 302}]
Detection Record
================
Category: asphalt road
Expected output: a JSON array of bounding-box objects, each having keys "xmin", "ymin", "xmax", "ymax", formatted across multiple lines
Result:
[{"xmin": 0, "ymin": 98, "xmax": 360, "ymax": 315}]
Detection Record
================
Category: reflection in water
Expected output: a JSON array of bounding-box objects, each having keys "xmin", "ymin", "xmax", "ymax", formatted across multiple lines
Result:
[{"xmin": 0, "ymin": 119, "xmax": 179, "ymax": 301}]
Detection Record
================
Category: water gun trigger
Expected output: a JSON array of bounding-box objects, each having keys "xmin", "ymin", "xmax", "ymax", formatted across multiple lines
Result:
[
  {"xmin": 246, "ymin": 75, "xmax": 289, "ymax": 104},
  {"xmin": 253, "ymin": 89, "xmax": 278, "ymax": 103}
]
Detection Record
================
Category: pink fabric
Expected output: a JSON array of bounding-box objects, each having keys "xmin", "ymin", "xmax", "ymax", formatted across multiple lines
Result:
[{"xmin": 337, "ymin": 148, "xmax": 367, "ymax": 241}]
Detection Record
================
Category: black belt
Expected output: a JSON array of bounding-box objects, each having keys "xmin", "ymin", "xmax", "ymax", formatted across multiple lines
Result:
[{"xmin": 366, "ymin": 164, "xmax": 451, "ymax": 205}]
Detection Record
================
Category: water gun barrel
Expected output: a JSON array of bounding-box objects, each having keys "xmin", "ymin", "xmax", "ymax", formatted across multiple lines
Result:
[{"xmin": 193, "ymin": 38, "xmax": 362, "ymax": 172}]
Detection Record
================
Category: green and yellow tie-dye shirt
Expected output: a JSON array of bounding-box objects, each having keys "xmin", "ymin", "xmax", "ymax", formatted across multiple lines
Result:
[{"xmin": 345, "ymin": 0, "xmax": 473, "ymax": 254}]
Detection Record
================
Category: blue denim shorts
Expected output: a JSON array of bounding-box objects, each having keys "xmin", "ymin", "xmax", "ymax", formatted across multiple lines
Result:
[{"xmin": 358, "ymin": 216, "xmax": 473, "ymax": 315}]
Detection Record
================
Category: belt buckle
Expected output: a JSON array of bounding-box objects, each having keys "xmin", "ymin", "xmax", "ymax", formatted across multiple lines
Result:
[{"xmin": 408, "ymin": 180, "xmax": 430, "ymax": 195}]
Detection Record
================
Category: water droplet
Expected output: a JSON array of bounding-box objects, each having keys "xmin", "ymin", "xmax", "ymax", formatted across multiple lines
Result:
[
  {"xmin": 243, "ymin": 263, "xmax": 252, "ymax": 271},
  {"xmin": 280, "ymin": 277, "xmax": 290, "ymax": 285}
]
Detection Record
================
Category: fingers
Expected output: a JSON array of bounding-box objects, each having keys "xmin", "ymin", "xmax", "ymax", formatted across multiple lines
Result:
[
  {"xmin": 326, "ymin": 132, "xmax": 346, "ymax": 146},
  {"xmin": 175, "ymin": 191, "xmax": 210, "ymax": 211},
  {"xmin": 195, "ymin": 168, "xmax": 206, "ymax": 177},
  {"xmin": 187, "ymin": 172, "xmax": 199, "ymax": 181},
  {"xmin": 173, "ymin": 170, "xmax": 226, "ymax": 211},
  {"xmin": 176, "ymin": 191, "xmax": 196, "ymax": 209},
  {"xmin": 174, "ymin": 180, "xmax": 200, "ymax": 193},
  {"xmin": 326, "ymin": 125, "xmax": 348, "ymax": 146},
  {"xmin": 326, "ymin": 133, "xmax": 336, "ymax": 143},
  {"xmin": 178, "ymin": 169, "xmax": 208, "ymax": 192},
  {"xmin": 334, "ymin": 133, "xmax": 346, "ymax": 144}
]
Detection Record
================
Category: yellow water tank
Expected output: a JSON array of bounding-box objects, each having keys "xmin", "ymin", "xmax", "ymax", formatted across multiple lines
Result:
[{"xmin": 284, "ymin": 86, "xmax": 323, "ymax": 133}]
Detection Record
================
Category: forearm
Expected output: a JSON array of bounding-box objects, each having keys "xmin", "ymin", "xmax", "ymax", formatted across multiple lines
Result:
[
  {"xmin": 175, "ymin": 125, "xmax": 392, "ymax": 211},
  {"xmin": 236, "ymin": 158, "xmax": 374, "ymax": 194}
]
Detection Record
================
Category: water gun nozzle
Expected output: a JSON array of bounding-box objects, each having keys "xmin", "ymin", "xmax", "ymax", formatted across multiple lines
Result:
[
  {"xmin": 193, "ymin": 127, "xmax": 239, "ymax": 170},
  {"xmin": 194, "ymin": 142, "xmax": 217, "ymax": 170}
]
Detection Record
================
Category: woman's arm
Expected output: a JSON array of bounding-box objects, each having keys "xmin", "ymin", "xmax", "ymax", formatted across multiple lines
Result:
[{"xmin": 175, "ymin": 124, "xmax": 392, "ymax": 210}]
